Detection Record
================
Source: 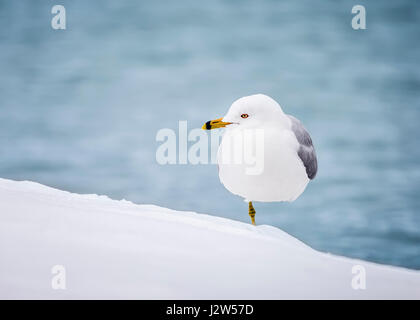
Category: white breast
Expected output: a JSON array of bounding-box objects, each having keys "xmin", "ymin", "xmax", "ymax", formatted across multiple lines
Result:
[{"xmin": 217, "ymin": 125, "xmax": 309, "ymax": 202}]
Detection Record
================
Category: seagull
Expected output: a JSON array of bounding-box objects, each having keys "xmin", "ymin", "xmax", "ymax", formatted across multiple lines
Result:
[{"xmin": 202, "ymin": 94, "xmax": 317, "ymax": 225}]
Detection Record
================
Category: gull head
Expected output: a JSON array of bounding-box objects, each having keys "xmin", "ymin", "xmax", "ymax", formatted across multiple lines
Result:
[{"xmin": 202, "ymin": 94, "xmax": 286, "ymax": 130}]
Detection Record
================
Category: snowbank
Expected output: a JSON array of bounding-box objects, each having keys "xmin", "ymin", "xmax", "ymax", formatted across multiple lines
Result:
[{"xmin": 0, "ymin": 178, "xmax": 419, "ymax": 299}]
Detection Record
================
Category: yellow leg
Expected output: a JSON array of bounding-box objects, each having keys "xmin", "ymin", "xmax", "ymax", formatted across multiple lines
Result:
[{"xmin": 248, "ymin": 201, "xmax": 256, "ymax": 225}]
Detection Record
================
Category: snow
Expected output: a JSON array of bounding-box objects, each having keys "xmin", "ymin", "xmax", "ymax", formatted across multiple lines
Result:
[{"xmin": 0, "ymin": 178, "xmax": 419, "ymax": 299}]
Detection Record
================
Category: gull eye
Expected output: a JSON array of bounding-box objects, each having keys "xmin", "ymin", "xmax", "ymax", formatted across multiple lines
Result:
[{"xmin": 241, "ymin": 114, "xmax": 249, "ymax": 119}]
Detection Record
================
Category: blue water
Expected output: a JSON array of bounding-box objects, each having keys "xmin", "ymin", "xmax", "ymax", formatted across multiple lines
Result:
[{"xmin": 1, "ymin": 0, "xmax": 420, "ymax": 269}]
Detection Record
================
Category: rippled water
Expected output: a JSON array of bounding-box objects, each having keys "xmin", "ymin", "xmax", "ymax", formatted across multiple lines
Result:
[{"xmin": 1, "ymin": 0, "xmax": 420, "ymax": 269}]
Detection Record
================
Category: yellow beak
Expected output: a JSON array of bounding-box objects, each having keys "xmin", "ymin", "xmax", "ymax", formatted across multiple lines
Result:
[{"xmin": 202, "ymin": 117, "xmax": 232, "ymax": 130}]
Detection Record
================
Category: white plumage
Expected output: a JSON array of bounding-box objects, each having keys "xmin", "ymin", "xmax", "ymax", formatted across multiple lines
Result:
[{"xmin": 216, "ymin": 94, "xmax": 317, "ymax": 203}]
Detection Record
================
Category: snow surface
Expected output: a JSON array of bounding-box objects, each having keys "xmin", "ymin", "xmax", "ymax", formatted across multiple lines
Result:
[{"xmin": 0, "ymin": 178, "xmax": 419, "ymax": 299}]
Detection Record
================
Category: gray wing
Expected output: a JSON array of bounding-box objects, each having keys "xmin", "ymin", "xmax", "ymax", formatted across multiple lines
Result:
[{"xmin": 288, "ymin": 115, "xmax": 318, "ymax": 180}]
